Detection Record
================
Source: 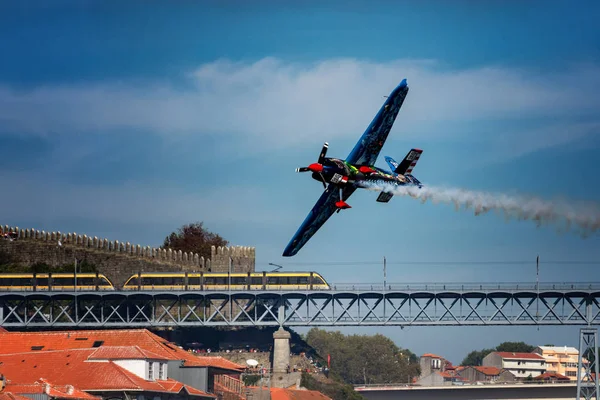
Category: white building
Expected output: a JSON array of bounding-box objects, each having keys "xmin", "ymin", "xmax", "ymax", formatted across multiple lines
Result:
[{"xmin": 483, "ymin": 352, "xmax": 547, "ymax": 379}]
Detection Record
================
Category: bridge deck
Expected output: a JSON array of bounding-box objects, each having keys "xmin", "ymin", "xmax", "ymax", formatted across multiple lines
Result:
[{"xmin": 1, "ymin": 282, "xmax": 598, "ymax": 327}]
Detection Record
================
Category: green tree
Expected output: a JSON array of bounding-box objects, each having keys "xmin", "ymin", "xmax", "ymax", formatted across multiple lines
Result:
[
  {"xmin": 496, "ymin": 341, "xmax": 535, "ymax": 353},
  {"xmin": 162, "ymin": 222, "xmax": 228, "ymax": 260},
  {"xmin": 305, "ymin": 328, "xmax": 420, "ymax": 385},
  {"xmin": 460, "ymin": 341, "xmax": 536, "ymax": 366},
  {"xmin": 460, "ymin": 349, "xmax": 495, "ymax": 366},
  {"xmin": 301, "ymin": 372, "xmax": 366, "ymax": 400}
]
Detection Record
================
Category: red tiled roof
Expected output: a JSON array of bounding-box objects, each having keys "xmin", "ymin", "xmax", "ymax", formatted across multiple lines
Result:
[
  {"xmin": 6, "ymin": 380, "xmax": 100, "ymax": 400},
  {"xmin": 0, "ymin": 349, "xmax": 214, "ymax": 398},
  {"xmin": 0, "ymin": 393, "xmax": 30, "ymax": 400},
  {"xmin": 185, "ymin": 356, "xmax": 245, "ymax": 371},
  {"xmin": 88, "ymin": 346, "xmax": 167, "ymax": 361},
  {"xmin": 0, "ymin": 329, "xmax": 243, "ymax": 372},
  {"xmin": 472, "ymin": 366, "xmax": 503, "ymax": 376},
  {"xmin": 270, "ymin": 388, "xmax": 331, "ymax": 400},
  {"xmin": 495, "ymin": 352, "xmax": 545, "ymax": 360},
  {"xmin": 535, "ymin": 372, "xmax": 570, "ymax": 380},
  {"xmin": 421, "ymin": 353, "xmax": 443, "ymax": 359}
]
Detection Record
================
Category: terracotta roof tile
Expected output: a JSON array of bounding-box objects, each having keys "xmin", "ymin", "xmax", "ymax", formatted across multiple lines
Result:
[
  {"xmin": 0, "ymin": 393, "xmax": 30, "ymax": 400},
  {"xmin": 89, "ymin": 346, "xmax": 168, "ymax": 361},
  {"xmin": 535, "ymin": 372, "xmax": 570, "ymax": 380},
  {"xmin": 0, "ymin": 349, "xmax": 214, "ymax": 398},
  {"xmin": 270, "ymin": 388, "xmax": 331, "ymax": 400},
  {"xmin": 495, "ymin": 352, "xmax": 545, "ymax": 360},
  {"xmin": 0, "ymin": 329, "xmax": 243, "ymax": 372},
  {"xmin": 185, "ymin": 356, "xmax": 245, "ymax": 371},
  {"xmin": 421, "ymin": 353, "xmax": 443, "ymax": 359},
  {"xmin": 472, "ymin": 366, "xmax": 503, "ymax": 376}
]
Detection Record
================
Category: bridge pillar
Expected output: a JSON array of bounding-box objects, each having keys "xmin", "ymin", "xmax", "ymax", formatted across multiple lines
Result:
[
  {"xmin": 577, "ymin": 327, "xmax": 599, "ymax": 400},
  {"xmin": 272, "ymin": 327, "xmax": 291, "ymax": 374}
]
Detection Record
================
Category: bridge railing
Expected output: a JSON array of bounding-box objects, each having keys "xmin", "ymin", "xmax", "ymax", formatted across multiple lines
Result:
[
  {"xmin": 0, "ymin": 282, "xmax": 599, "ymax": 292},
  {"xmin": 329, "ymin": 282, "xmax": 600, "ymax": 292}
]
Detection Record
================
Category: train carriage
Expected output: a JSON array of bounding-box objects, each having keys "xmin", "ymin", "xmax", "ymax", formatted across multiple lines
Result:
[
  {"xmin": 121, "ymin": 271, "xmax": 330, "ymax": 291},
  {"xmin": 0, "ymin": 273, "xmax": 114, "ymax": 291}
]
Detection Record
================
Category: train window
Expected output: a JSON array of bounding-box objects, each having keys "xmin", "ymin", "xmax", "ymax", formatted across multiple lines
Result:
[
  {"xmin": 287, "ymin": 277, "xmax": 299, "ymax": 285},
  {"xmin": 77, "ymin": 277, "xmax": 96, "ymax": 286},
  {"xmin": 231, "ymin": 277, "xmax": 247, "ymax": 285},
  {"xmin": 204, "ymin": 277, "xmax": 216, "ymax": 285},
  {"xmin": 36, "ymin": 278, "xmax": 49, "ymax": 286},
  {"xmin": 298, "ymin": 276, "xmax": 309, "ymax": 284},
  {"xmin": 204, "ymin": 276, "xmax": 215, "ymax": 285},
  {"xmin": 251, "ymin": 277, "xmax": 263, "ymax": 285},
  {"xmin": 53, "ymin": 277, "xmax": 74, "ymax": 286},
  {"xmin": 126, "ymin": 276, "xmax": 139, "ymax": 286},
  {"xmin": 188, "ymin": 277, "xmax": 201, "ymax": 286},
  {"xmin": 267, "ymin": 276, "xmax": 280, "ymax": 285},
  {"xmin": 141, "ymin": 277, "xmax": 153, "ymax": 286},
  {"xmin": 99, "ymin": 277, "xmax": 111, "ymax": 286},
  {"xmin": 313, "ymin": 276, "xmax": 326, "ymax": 284},
  {"xmin": 9, "ymin": 278, "xmax": 32, "ymax": 286},
  {"xmin": 214, "ymin": 277, "xmax": 227, "ymax": 285}
]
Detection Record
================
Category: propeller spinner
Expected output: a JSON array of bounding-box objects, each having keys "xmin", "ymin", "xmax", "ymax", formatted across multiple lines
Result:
[{"xmin": 296, "ymin": 142, "xmax": 329, "ymax": 189}]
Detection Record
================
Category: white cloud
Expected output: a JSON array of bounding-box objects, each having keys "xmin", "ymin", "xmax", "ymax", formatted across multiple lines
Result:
[
  {"xmin": 1, "ymin": 58, "xmax": 599, "ymax": 150},
  {"xmin": 0, "ymin": 172, "xmax": 294, "ymax": 229}
]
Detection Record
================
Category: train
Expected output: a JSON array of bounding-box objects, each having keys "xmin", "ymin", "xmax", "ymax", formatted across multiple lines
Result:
[{"xmin": 0, "ymin": 271, "xmax": 330, "ymax": 291}]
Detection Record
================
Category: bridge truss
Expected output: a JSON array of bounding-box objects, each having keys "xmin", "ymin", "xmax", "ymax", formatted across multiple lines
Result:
[{"xmin": 1, "ymin": 283, "xmax": 599, "ymax": 328}]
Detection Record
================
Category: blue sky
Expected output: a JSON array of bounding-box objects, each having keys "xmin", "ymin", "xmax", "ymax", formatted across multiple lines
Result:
[{"xmin": 1, "ymin": 0, "xmax": 600, "ymax": 363}]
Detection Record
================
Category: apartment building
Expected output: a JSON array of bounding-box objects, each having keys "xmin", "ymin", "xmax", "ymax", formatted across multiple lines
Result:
[
  {"xmin": 533, "ymin": 346, "xmax": 584, "ymax": 381},
  {"xmin": 483, "ymin": 352, "xmax": 547, "ymax": 379}
]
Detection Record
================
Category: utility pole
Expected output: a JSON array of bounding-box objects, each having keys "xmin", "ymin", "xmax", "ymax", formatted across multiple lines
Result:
[
  {"xmin": 536, "ymin": 255, "xmax": 539, "ymax": 321},
  {"xmin": 74, "ymin": 257, "xmax": 78, "ymax": 324},
  {"xmin": 383, "ymin": 256, "xmax": 387, "ymax": 290}
]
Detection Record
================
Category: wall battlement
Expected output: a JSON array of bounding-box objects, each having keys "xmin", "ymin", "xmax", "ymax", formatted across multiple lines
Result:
[{"xmin": 0, "ymin": 224, "xmax": 256, "ymax": 286}]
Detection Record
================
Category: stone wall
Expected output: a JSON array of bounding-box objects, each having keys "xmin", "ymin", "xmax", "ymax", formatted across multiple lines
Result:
[{"xmin": 0, "ymin": 224, "xmax": 256, "ymax": 287}]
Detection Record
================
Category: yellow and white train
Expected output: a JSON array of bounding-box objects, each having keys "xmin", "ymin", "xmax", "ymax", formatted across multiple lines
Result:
[
  {"xmin": 122, "ymin": 271, "xmax": 330, "ymax": 291},
  {"xmin": 0, "ymin": 271, "xmax": 330, "ymax": 291},
  {"xmin": 0, "ymin": 273, "xmax": 114, "ymax": 291}
]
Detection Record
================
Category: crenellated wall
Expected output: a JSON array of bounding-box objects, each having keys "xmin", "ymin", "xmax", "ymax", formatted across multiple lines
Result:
[{"xmin": 0, "ymin": 224, "xmax": 256, "ymax": 287}]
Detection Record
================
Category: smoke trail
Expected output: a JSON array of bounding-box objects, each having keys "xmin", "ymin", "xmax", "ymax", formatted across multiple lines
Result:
[{"xmin": 363, "ymin": 182, "xmax": 600, "ymax": 236}]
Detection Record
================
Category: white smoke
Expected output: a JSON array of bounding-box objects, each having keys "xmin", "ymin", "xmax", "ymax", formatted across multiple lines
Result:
[{"xmin": 364, "ymin": 182, "xmax": 600, "ymax": 236}]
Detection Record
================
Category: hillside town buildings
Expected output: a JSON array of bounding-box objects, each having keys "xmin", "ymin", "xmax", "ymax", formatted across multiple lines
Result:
[
  {"xmin": 416, "ymin": 344, "xmax": 588, "ymax": 387},
  {"xmin": 0, "ymin": 328, "xmax": 331, "ymax": 400}
]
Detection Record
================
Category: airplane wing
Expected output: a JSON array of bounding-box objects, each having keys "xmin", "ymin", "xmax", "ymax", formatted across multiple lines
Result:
[
  {"xmin": 282, "ymin": 184, "xmax": 357, "ymax": 257},
  {"xmin": 345, "ymin": 79, "xmax": 409, "ymax": 166}
]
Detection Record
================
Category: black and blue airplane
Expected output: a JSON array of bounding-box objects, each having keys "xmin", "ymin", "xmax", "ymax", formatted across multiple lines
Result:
[{"xmin": 282, "ymin": 79, "xmax": 424, "ymax": 257}]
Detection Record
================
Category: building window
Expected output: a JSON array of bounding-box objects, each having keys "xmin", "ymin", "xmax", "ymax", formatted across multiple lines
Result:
[
  {"xmin": 567, "ymin": 371, "xmax": 577, "ymax": 377},
  {"xmin": 148, "ymin": 362, "xmax": 154, "ymax": 380},
  {"xmin": 159, "ymin": 363, "xmax": 165, "ymax": 380}
]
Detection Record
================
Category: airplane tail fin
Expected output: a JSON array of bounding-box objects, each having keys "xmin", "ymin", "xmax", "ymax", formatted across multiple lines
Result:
[{"xmin": 388, "ymin": 149, "xmax": 423, "ymax": 175}]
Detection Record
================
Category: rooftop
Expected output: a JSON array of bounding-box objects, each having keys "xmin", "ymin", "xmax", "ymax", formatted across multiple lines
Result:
[
  {"xmin": 536, "ymin": 346, "xmax": 579, "ymax": 354},
  {"xmin": 5, "ymin": 380, "xmax": 100, "ymax": 400},
  {"xmin": 494, "ymin": 352, "xmax": 545, "ymax": 360},
  {"xmin": 421, "ymin": 353, "xmax": 443, "ymax": 359},
  {"xmin": 0, "ymin": 329, "xmax": 243, "ymax": 372},
  {"xmin": 471, "ymin": 366, "xmax": 504, "ymax": 376},
  {"xmin": 0, "ymin": 349, "xmax": 214, "ymax": 398},
  {"xmin": 270, "ymin": 388, "xmax": 331, "ymax": 400}
]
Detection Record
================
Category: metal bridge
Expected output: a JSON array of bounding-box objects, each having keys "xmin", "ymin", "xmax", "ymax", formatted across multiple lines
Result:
[{"xmin": 0, "ymin": 282, "xmax": 599, "ymax": 328}]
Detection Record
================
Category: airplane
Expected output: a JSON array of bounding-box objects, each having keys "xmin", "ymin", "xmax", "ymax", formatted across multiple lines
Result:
[{"xmin": 282, "ymin": 79, "xmax": 424, "ymax": 257}]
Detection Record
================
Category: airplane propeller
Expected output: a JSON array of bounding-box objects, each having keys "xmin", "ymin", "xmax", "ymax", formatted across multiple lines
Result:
[{"xmin": 296, "ymin": 142, "xmax": 329, "ymax": 189}]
